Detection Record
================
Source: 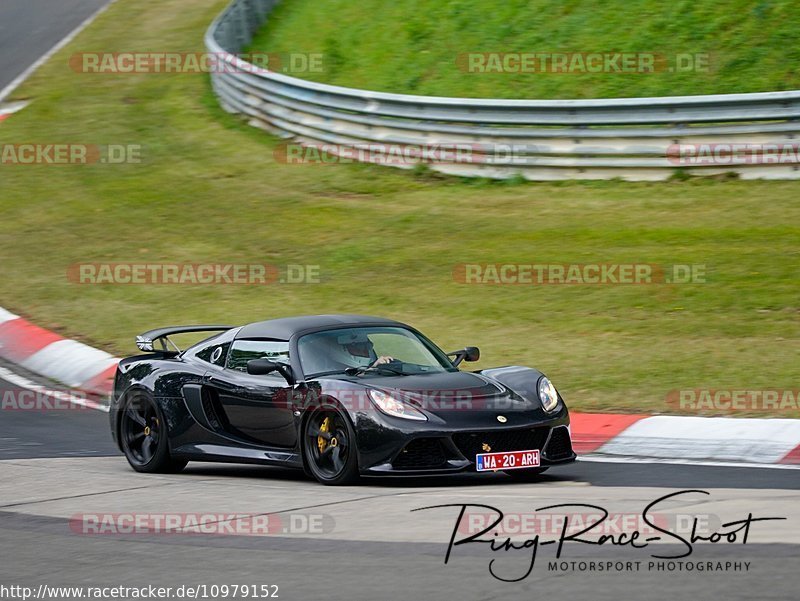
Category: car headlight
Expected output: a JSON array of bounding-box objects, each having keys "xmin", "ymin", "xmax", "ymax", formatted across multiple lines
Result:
[
  {"xmin": 368, "ymin": 389, "xmax": 427, "ymax": 421},
  {"xmin": 538, "ymin": 376, "xmax": 559, "ymax": 413}
]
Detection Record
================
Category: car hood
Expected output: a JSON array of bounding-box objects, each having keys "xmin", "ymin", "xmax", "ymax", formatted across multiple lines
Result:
[
  {"xmin": 360, "ymin": 369, "xmax": 536, "ymax": 415},
  {"xmin": 319, "ymin": 368, "xmax": 551, "ymax": 423},
  {"xmin": 362, "ymin": 370, "xmax": 503, "ymax": 395}
]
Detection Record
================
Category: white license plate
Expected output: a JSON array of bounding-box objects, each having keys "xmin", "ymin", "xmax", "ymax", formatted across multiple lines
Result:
[{"xmin": 476, "ymin": 449, "xmax": 540, "ymax": 472}]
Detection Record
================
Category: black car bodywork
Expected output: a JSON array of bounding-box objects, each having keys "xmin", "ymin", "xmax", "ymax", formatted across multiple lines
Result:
[{"xmin": 110, "ymin": 315, "xmax": 575, "ymax": 483}]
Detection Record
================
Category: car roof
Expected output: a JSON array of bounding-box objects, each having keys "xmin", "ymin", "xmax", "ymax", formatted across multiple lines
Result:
[{"xmin": 235, "ymin": 314, "xmax": 407, "ymax": 340}]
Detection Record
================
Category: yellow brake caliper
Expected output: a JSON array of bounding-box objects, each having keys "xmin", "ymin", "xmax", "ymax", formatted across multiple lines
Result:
[{"xmin": 317, "ymin": 417, "xmax": 331, "ymax": 453}]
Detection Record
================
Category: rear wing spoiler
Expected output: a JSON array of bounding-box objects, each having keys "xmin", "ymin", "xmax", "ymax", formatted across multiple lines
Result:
[{"xmin": 135, "ymin": 325, "xmax": 234, "ymax": 353}]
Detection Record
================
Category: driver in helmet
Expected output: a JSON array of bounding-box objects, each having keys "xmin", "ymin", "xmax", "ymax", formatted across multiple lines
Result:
[{"xmin": 337, "ymin": 332, "xmax": 393, "ymax": 368}]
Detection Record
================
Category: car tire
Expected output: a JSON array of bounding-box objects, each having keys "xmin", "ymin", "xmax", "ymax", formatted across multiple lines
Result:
[
  {"xmin": 119, "ymin": 393, "xmax": 187, "ymax": 474},
  {"xmin": 302, "ymin": 405, "xmax": 359, "ymax": 486},
  {"xmin": 503, "ymin": 467, "xmax": 549, "ymax": 481}
]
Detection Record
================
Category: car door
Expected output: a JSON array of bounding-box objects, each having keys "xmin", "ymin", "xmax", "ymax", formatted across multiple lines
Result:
[{"xmin": 203, "ymin": 339, "xmax": 296, "ymax": 448}]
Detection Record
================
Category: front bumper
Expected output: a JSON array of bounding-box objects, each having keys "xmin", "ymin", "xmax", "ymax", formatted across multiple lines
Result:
[{"xmin": 357, "ymin": 407, "xmax": 576, "ymax": 475}]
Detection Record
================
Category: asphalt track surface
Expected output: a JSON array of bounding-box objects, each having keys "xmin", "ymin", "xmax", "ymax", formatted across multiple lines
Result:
[
  {"xmin": 1, "ymin": 373, "xmax": 799, "ymax": 600},
  {"xmin": 0, "ymin": 0, "xmax": 110, "ymax": 94}
]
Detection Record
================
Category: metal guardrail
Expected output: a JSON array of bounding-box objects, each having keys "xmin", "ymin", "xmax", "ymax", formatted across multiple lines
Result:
[{"xmin": 205, "ymin": 0, "xmax": 800, "ymax": 180}]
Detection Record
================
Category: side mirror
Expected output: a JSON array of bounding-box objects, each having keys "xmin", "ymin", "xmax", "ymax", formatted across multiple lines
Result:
[
  {"xmin": 247, "ymin": 358, "xmax": 295, "ymax": 384},
  {"xmin": 464, "ymin": 346, "xmax": 480, "ymax": 362},
  {"xmin": 448, "ymin": 346, "xmax": 480, "ymax": 367},
  {"xmin": 247, "ymin": 358, "xmax": 279, "ymax": 375}
]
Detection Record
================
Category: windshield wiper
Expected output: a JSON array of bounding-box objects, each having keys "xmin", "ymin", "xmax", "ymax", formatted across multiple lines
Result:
[{"xmin": 345, "ymin": 364, "xmax": 407, "ymax": 377}]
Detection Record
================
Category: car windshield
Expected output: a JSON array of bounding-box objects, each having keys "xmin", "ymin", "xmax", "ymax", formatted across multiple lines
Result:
[{"xmin": 298, "ymin": 326, "xmax": 456, "ymax": 377}]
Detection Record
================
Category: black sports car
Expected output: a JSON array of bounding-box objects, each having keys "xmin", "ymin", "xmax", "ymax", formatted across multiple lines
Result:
[{"xmin": 110, "ymin": 315, "xmax": 575, "ymax": 485}]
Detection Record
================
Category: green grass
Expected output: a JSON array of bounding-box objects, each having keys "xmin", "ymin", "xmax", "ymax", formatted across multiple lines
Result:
[
  {"xmin": 0, "ymin": 0, "xmax": 798, "ymax": 417},
  {"xmin": 249, "ymin": 0, "xmax": 800, "ymax": 98}
]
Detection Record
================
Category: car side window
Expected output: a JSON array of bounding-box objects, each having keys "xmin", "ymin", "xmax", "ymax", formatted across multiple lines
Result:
[
  {"xmin": 226, "ymin": 340, "xmax": 290, "ymax": 372},
  {"xmin": 195, "ymin": 342, "xmax": 231, "ymax": 367}
]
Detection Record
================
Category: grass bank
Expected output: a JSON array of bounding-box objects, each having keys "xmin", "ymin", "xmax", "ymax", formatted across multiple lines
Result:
[
  {"xmin": 0, "ymin": 0, "xmax": 798, "ymax": 416},
  {"xmin": 249, "ymin": 0, "xmax": 800, "ymax": 98}
]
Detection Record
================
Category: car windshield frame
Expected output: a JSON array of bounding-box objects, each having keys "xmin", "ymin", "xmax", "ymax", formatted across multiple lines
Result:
[{"xmin": 297, "ymin": 326, "xmax": 457, "ymax": 378}]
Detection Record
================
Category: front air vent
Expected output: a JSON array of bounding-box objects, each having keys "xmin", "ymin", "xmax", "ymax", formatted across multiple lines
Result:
[
  {"xmin": 393, "ymin": 438, "xmax": 449, "ymax": 470},
  {"xmin": 543, "ymin": 426, "xmax": 573, "ymax": 460}
]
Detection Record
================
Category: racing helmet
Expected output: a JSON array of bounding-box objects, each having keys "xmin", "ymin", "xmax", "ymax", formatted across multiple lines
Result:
[{"xmin": 337, "ymin": 331, "xmax": 375, "ymax": 363}]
